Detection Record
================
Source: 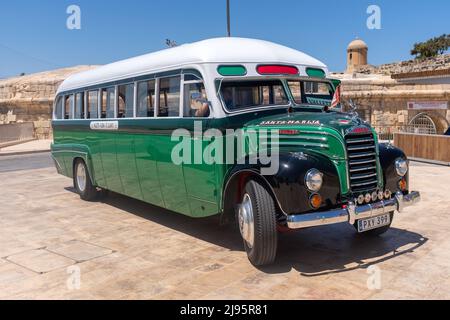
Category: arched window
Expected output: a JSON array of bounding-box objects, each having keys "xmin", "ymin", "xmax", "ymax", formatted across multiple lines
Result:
[{"xmin": 407, "ymin": 113, "xmax": 437, "ymax": 135}]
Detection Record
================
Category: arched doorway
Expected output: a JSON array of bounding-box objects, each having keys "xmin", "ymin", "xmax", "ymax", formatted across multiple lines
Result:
[{"xmin": 407, "ymin": 113, "xmax": 437, "ymax": 134}]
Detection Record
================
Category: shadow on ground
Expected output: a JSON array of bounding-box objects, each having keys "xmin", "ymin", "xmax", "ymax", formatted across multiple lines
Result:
[{"xmin": 66, "ymin": 187, "xmax": 428, "ymax": 276}]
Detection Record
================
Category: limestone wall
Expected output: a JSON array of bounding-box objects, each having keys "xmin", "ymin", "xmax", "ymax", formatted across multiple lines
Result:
[
  {"xmin": 334, "ymin": 74, "xmax": 450, "ymax": 134},
  {"xmin": 0, "ymin": 66, "xmax": 97, "ymax": 139},
  {"xmin": 354, "ymin": 54, "xmax": 450, "ymax": 75}
]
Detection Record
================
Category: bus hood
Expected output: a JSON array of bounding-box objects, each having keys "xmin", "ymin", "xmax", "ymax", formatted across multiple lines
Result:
[{"xmin": 244, "ymin": 111, "xmax": 366, "ymax": 135}]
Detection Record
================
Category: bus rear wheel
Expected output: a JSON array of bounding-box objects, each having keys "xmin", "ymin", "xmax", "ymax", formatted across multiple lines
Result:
[
  {"xmin": 238, "ymin": 180, "xmax": 278, "ymax": 266},
  {"xmin": 73, "ymin": 159, "xmax": 98, "ymax": 201}
]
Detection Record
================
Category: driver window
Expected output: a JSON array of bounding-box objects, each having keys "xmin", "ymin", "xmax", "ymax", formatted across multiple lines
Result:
[{"xmin": 183, "ymin": 82, "xmax": 210, "ymax": 118}]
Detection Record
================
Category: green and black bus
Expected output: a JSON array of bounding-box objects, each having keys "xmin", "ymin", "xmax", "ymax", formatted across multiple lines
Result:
[{"xmin": 52, "ymin": 38, "xmax": 420, "ymax": 266}]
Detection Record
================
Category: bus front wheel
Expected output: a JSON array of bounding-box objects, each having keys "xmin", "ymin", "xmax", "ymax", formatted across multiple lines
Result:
[
  {"xmin": 73, "ymin": 159, "xmax": 98, "ymax": 201},
  {"xmin": 238, "ymin": 180, "xmax": 278, "ymax": 266}
]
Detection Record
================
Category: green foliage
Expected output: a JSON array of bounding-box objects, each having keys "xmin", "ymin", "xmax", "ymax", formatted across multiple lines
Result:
[{"xmin": 411, "ymin": 34, "xmax": 450, "ymax": 59}]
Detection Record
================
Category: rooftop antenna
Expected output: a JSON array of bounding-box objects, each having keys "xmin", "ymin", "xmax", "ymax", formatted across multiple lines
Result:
[
  {"xmin": 227, "ymin": 0, "xmax": 231, "ymax": 37},
  {"xmin": 165, "ymin": 39, "xmax": 178, "ymax": 48}
]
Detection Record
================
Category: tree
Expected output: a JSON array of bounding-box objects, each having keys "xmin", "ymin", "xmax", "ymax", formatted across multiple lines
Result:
[{"xmin": 411, "ymin": 34, "xmax": 450, "ymax": 59}]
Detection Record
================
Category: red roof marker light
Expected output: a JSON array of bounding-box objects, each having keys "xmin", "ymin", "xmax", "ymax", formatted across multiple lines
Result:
[{"xmin": 257, "ymin": 65, "xmax": 299, "ymax": 75}]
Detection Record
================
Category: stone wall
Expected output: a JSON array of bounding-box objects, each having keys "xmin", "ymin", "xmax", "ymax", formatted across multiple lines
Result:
[
  {"xmin": 0, "ymin": 66, "xmax": 97, "ymax": 139},
  {"xmin": 334, "ymin": 73, "xmax": 450, "ymax": 134},
  {"xmin": 354, "ymin": 54, "xmax": 450, "ymax": 75}
]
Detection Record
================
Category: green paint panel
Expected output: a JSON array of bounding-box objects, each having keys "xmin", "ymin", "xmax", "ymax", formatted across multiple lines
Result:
[
  {"xmin": 134, "ymin": 134, "xmax": 165, "ymax": 207},
  {"xmin": 116, "ymin": 133, "xmax": 143, "ymax": 201},
  {"xmin": 217, "ymin": 65, "xmax": 247, "ymax": 76}
]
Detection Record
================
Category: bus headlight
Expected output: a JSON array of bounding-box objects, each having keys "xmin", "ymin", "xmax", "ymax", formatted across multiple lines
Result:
[
  {"xmin": 395, "ymin": 158, "xmax": 408, "ymax": 177},
  {"xmin": 305, "ymin": 169, "xmax": 323, "ymax": 192}
]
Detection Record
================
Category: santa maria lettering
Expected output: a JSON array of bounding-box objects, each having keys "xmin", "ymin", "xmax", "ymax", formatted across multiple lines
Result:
[{"xmin": 260, "ymin": 120, "xmax": 321, "ymax": 126}]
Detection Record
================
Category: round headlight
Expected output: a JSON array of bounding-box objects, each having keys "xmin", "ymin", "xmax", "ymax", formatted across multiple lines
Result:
[
  {"xmin": 395, "ymin": 158, "xmax": 408, "ymax": 177},
  {"xmin": 305, "ymin": 169, "xmax": 323, "ymax": 192}
]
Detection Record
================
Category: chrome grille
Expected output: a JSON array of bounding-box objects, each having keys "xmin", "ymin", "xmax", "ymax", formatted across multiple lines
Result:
[{"xmin": 345, "ymin": 133, "xmax": 378, "ymax": 192}]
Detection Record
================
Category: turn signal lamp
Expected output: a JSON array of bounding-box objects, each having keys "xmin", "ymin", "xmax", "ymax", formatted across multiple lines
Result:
[
  {"xmin": 398, "ymin": 178, "xmax": 407, "ymax": 191},
  {"xmin": 310, "ymin": 194, "xmax": 323, "ymax": 209},
  {"xmin": 257, "ymin": 65, "xmax": 299, "ymax": 75}
]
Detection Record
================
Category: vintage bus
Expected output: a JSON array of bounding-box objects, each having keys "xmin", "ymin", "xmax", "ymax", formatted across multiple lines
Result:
[{"xmin": 52, "ymin": 38, "xmax": 420, "ymax": 266}]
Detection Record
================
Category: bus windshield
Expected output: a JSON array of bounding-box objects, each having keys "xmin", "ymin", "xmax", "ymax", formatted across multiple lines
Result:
[
  {"xmin": 220, "ymin": 80, "xmax": 289, "ymax": 111},
  {"xmin": 287, "ymin": 80, "xmax": 334, "ymax": 107}
]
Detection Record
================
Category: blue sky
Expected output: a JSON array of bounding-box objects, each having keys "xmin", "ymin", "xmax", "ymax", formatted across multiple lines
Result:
[{"xmin": 0, "ymin": 0, "xmax": 449, "ymax": 78}]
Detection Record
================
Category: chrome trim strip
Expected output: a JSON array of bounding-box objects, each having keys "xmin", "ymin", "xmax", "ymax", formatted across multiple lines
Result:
[
  {"xmin": 346, "ymin": 138, "xmax": 375, "ymax": 144},
  {"xmin": 287, "ymin": 191, "xmax": 421, "ymax": 229},
  {"xmin": 348, "ymin": 152, "xmax": 376, "ymax": 158},
  {"xmin": 349, "ymin": 159, "xmax": 377, "ymax": 165},
  {"xmin": 351, "ymin": 180, "xmax": 378, "ymax": 187},
  {"xmin": 350, "ymin": 173, "xmax": 377, "ymax": 180},
  {"xmin": 349, "ymin": 166, "xmax": 377, "ymax": 172},
  {"xmin": 347, "ymin": 145, "xmax": 376, "ymax": 151}
]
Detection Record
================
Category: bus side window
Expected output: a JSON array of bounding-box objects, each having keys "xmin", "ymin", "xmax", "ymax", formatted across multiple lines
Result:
[
  {"xmin": 183, "ymin": 82, "xmax": 210, "ymax": 118},
  {"xmin": 159, "ymin": 76, "xmax": 180, "ymax": 117},
  {"xmin": 64, "ymin": 95, "xmax": 74, "ymax": 119},
  {"xmin": 101, "ymin": 87, "xmax": 115, "ymax": 118},
  {"xmin": 75, "ymin": 92, "xmax": 84, "ymax": 119},
  {"xmin": 54, "ymin": 96, "xmax": 63, "ymax": 120},
  {"xmin": 137, "ymin": 80, "xmax": 155, "ymax": 117},
  {"xmin": 88, "ymin": 90, "xmax": 99, "ymax": 119},
  {"xmin": 118, "ymin": 84, "xmax": 135, "ymax": 118}
]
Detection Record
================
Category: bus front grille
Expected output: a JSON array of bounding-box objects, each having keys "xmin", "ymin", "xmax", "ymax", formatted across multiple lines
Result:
[{"xmin": 345, "ymin": 133, "xmax": 379, "ymax": 192}]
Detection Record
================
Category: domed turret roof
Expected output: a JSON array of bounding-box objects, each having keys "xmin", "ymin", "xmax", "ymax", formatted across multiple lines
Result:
[{"xmin": 348, "ymin": 39, "xmax": 368, "ymax": 50}]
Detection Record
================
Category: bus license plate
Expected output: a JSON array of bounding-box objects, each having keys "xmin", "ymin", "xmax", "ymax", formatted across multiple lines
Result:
[{"xmin": 357, "ymin": 214, "xmax": 390, "ymax": 233}]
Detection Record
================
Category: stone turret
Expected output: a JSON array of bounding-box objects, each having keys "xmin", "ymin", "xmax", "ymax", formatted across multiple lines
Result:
[{"xmin": 346, "ymin": 38, "xmax": 368, "ymax": 73}]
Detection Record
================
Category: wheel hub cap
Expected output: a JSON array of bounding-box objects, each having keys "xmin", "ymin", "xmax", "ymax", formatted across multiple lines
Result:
[
  {"xmin": 76, "ymin": 164, "xmax": 87, "ymax": 192},
  {"xmin": 238, "ymin": 194, "xmax": 255, "ymax": 248}
]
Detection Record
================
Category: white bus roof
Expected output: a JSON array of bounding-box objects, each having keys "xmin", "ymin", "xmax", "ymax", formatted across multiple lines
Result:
[{"xmin": 58, "ymin": 37, "xmax": 328, "ymax": 93}]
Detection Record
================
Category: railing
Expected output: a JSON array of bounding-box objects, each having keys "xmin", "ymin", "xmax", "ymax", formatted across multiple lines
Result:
[
  {"xmin": 394, "ymin": 132, "xmax": 450, "ymax": 164},
  {"xmin": 372, "ymin": 125, "xmax": 435, "ymax": 143},
  {"xmin": 0, "ymin": 122, "xmax": 35, "ymax": 145}
]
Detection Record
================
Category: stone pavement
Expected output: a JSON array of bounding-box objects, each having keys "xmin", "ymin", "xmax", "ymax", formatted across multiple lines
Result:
[
  {"xmin": 0, "ymin": 160, "xmax": 449, "ymax": 300},
  {"xmin": 0, "ymin": 139, "xmax": 51, "ymax": 156}
]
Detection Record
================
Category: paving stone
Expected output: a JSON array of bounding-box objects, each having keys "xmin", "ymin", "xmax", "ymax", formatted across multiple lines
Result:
[
  {"xmin": 46, "ymin": 240, "xmax": 113, "ymax": 262},
  {"xmin": 0, "ymin": 163, "xmax": 448, "ymax": 299},
  {"xmin": 6, "ymin": 249, "xmax": 75, "ymax": 274}
]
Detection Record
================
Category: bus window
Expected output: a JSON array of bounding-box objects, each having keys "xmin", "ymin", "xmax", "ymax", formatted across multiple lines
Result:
[
  {"xmin": 184, "ymin": 82, "xmax": 209, "ymax": 118},
  {"xmin": 101, "ymin": 87, "xmax": 116, "ymax": 118},
  {"xmin": 54, "ymin": 96, "xmax": 63, "ymax": 120},
  {"xmin": 137, "ymin": 80, "xmax": 155, "ymax": 117},
  {"xmin": 220, "ymin": 80, "xmax": 288, "ymax": 111},
  {"xmin": 159, "ymin": 76, "xmax": 180, "ymax": 117},
  {"xmin": 88, "ymin": 90, "xmax": 99, "ymax": 119},
  {"xmin": 287, "ymin": 80, "xmax": 333, "ymax": 106},
  {"xmin": 287, "ymin": 81, "xmax": 302, "ymax": 104},
  {"xmin": 118, "ymin": 84, "xmax": 135, "ymax": 118},
  {"xmin": 75, "ymin": 92, "xmax": 85, "ymax": 119},
  {"xmin": 64, "ymin": 95, "xmax": 74, "ymax": 119}
]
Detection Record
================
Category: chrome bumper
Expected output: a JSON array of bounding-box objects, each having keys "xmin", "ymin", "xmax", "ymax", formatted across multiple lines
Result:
[{"xmin": 286, "ymin": 191, "xmax": 421, "ymax": 229}]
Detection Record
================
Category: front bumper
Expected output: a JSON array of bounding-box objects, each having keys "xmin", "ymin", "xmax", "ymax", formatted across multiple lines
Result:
[{"xmin": 286, "ymin": 191, "xmax": 421, "ymax": 229}]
